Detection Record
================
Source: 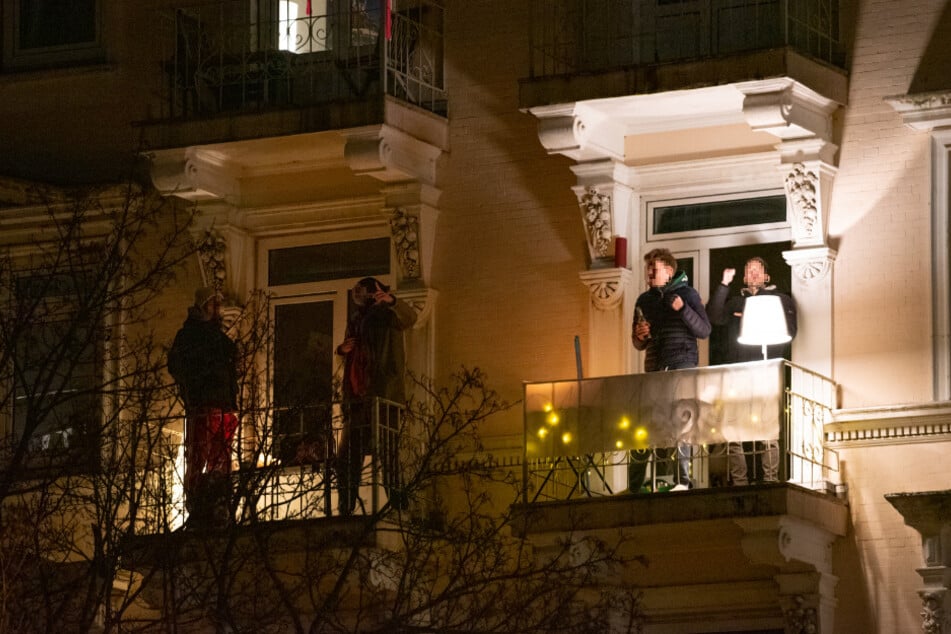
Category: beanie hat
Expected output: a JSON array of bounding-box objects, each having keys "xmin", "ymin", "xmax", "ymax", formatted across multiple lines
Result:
[{"xmin": 194, "ymin": 286, "xmax": 222, "ymax": 308}]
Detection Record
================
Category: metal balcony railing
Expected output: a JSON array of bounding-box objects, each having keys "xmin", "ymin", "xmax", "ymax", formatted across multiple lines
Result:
[
  {"xmin": 385, "ymin": 0, "xmax": 446, "ymax": 116},
  {"xmin": 527, "ymin": 0, "xmax": 845, "ymax": 79},
  {"xmin": 522, "ymin": 359, "xmax": 838, "ymax": 503},
  {"xmin": 138, "ymin": 398, "xmax": 406, "ymax": 533},
  {"xmin": 150, "ymin": 0, "xmax": 445, "ymax": 121}
]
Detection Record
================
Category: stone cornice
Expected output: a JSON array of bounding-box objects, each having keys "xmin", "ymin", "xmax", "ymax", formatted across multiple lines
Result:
[
  {"xmin": 826, "ymin": 402, "xmax": 951, "ymax": 446},
  {"xmin": 885, "ymin": 90, "xmax": 951, "ymax": 131}
]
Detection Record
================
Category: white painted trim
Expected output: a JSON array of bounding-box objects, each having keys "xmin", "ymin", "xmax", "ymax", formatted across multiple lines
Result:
[{"xmin": 932, "ymin": 130, "xmax": 951, "ymax": 400}]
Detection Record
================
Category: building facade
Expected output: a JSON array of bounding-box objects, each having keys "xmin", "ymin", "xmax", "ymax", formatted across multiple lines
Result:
[{"xmin": 1, "ymin": 1, "xmax": 951, "ymax": 632}]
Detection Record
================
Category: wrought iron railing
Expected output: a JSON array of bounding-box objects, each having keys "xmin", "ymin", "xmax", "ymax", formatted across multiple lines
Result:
[
  {"xmin": 150, "ymin": 0, "xmax": 444, "ymax": 121},
  {"xmin": 138, "ymin": 398, "xmax": 405, "ymax": 533},
  {"xmin": 385, "ymin": 0, "xmax": 446, "ymax": 116},
  {"xmin": 522, "ymin": 359, "xmax": 838, "ymax": 503},
  {"xmin": 527, "ymin": 0, "xmax": 845, "ymax": 79}
]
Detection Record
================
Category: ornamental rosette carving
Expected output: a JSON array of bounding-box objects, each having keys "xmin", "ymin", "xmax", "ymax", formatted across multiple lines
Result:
[
  {"xmin": 390, "ymin": 208, "xmax": 420, "ymax": 280},
  {"xmin": 587, "ymin": 279, "xmax": 624, "ymax": 310},
  {"xmin": 580, "ymin": 187, "xmax": 613, "ymax": 258},
  {"xmin": 792, "ymin": 258, "xmax": 831, "ymax": 283},
  {"xmin": 197, "ymin": 229, "xmax": 227, "ymax": 291},
  {"xmin": 785, "ymin": 164, "xmax": 820, "ymax": 241},
  {"xmin": 783, "ymin": 595, "xmax": 818, "ymax": 634}
]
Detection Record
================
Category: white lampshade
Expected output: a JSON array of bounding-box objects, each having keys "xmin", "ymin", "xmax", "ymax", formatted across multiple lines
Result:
[{"xmin": 737, "ymin": 295, "xmax": 791, "ymax": 357}]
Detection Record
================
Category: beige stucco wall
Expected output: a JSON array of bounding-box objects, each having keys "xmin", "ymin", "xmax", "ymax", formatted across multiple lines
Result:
[
  {"xmin": 829, "ymin": 0, "xmax": 942, "ymax": 408},
  {"xmin": 433, "ymin": 4, "xmax": 590, "ymax": 438}
]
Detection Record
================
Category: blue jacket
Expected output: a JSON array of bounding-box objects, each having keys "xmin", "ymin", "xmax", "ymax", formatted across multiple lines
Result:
[{"xmin": 634, "ymin": 271, "xmax": 711, "ymax": 372}]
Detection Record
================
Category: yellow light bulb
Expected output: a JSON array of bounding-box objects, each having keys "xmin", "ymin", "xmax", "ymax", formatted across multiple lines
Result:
[
  {"xmin": 618, "ymin": 416, "xmax": 630, "ymax": 430},
  {"xmin": 615, "ymin": 440, "xmax": 624, "ymax": 449},
  {"xmin": 537, "ymin": 427, "xmax": 548, "ymax": 439},
  {"xmin": 634, "ymin": 427, "xmax": 648, "ymax": 441},
  {"xmin": 561, "ymin": 432, "xmax": 572, "ymax": 444},
  {"xmin": 543, "ymin": 403, "xmax": 553, "ymax": 413},
  {"xmin": 547, "ymin": 412, "xmax": 559, "ymax": 425}
]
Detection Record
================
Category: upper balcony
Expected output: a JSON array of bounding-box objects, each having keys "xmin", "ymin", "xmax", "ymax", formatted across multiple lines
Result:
[
  {"xmin": 137, "ymin": 0, "xmax": 446, "ymax": 151},
  {"xmin": 520, "ymin": 0, "xmax": 848, "ymax": 110}
]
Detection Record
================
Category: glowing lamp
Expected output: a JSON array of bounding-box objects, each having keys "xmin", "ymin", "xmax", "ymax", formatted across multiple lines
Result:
[{"xmin": 737, "ymin": 295, "xmax": 791, "ymax": 360}]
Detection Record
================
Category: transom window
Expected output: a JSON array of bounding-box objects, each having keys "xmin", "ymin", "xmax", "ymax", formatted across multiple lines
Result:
[{"xmin": 652, "ymin": 194, "xmax": 787, "ymax": 236}]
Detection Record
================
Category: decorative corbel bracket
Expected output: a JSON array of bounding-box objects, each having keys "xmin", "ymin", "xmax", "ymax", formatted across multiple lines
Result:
[
  {"xmin": 398, "ymin": 286, "xmax": 438, "ymax": 330},
  {"xmin": 885, "ymin": 491, "xmax": 951, "ymax": 634},
  {"xmin": 145, "ymin": 147, "xmax": 240, "ymax": 202},
  {"xmin": 579, "ymin": 267, "xmax": 634, "ymax": 311},
  {"xmin": 344, "ymin": 125, "xmax": 444, "ymax": 186},
  {"xmin": 783, "ymin": 246, "xmax": 837, "ymax": 284},
  {"xmin": 739, "ymin": 79, "xmax": 838, "ymax": 143}
]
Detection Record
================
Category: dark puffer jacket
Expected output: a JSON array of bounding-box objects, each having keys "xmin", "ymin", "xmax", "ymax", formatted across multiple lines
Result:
[
  {"xmin": 633, "ymin": 271, "xmax": 711, "ymax": 372},
  {"xmin": 168, "ymin": 309, "xmax": 238, "ymax": 411}
]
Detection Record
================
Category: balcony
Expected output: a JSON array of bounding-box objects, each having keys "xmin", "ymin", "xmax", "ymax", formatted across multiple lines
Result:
[
  {"xmin": 138, "ymin": 0, "xmax": 445, "ymax": 150},
  {"xmin": 521, "ymin": 0, "xmax": 847, "ymax": 109},
  {"xmin": 521, "ymin": 359, "xmax": 839, "ymax": 502},
  {"xmin": 134, "ymin": 398, "xmax": 407, "ymax": 535},
  {"xmin": 514, "ymin": 360, "xmax": 848, "ymax": 630}
]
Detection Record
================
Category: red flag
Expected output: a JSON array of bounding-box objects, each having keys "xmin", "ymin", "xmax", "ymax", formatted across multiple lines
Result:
[
  {"xmin": 306, "ymin": 0, "xmax": 312, "ymax": 16},
  {"xmin": 385, "ymin": 0, "xmax": 392, "ymax": 41}
]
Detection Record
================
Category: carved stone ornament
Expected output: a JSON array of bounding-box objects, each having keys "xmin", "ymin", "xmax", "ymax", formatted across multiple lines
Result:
[
  {"xmin": 580, "ymin": 268, "xmax": 633, "ymax": 311},
  {"xmin": 785, "ymin": 163, "xmax": 820, "ymax": 241},
  {"xmin": 398, "ymin": 287, "xmax": 437, "ymax": 330},
  {"xmin": 783, "ymin": 595, "xmax": 819, "ymax": 634},
  {"xmin": 792, "ymin": 258, "xmax": 832, "ymax": 283},
  {"xmin": 579, "ymin": 187, "xmax": 613, "ymax": 258},
  {"xmin": 784, "ymin": 246, "xmax": 836, "ymax": 285},
  {"xmin": 390, "ymin": 208, "xmax": 421, "ymax": 280},
  {"xmin": 197, "ymin": 229, "xmax": 227, "ymax": 291},
  {"xmin": 588, "ymin": 279, "xmax": 623, "ymax": 310},
  {"xmin": 920, "ymin": 590, "xmax": 949, "ymax": 634}
]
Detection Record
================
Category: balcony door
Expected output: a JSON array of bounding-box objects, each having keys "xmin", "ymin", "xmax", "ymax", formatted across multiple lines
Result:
[
  {"xmin": 645, "ymin": 192, "xmax": 792, "ymax": 367},
  {"xmin": 262, "ymin": 234, "xmax": 392, "ymax": 461}
]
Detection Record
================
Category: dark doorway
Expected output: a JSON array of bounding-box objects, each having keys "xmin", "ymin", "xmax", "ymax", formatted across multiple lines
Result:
[{"xmin": 707, "ymin": 241, "xmax": 792, "ymax": 366}]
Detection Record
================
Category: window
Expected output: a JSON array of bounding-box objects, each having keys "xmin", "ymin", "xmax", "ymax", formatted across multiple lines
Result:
[
  {"xmin": 2, "ymin": 0, "xmax": 103, "ymax": 71},
  {"xmin": 276, "ymin": 0, "xmax": 381, "ymax": 54},
  {"xmin": 8, "ymin": 271, "xmax": 102, "ymax": 471},
  {"xmin": 268, "ymin": 237, "xmax": 390, "ymax": 286},
  {"xmin": 652, "ymin": 194, "xmax": 786, "ymax": 236}
]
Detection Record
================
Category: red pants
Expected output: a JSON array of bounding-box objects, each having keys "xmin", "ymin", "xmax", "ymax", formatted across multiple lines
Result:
[{"xmin": 184, "ymin": 408, "xmax": 238, "ymax": 501}]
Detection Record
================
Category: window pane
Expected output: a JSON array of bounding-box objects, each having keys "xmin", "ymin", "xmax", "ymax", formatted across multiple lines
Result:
[
  {"xmin": 10, "ymin": 271, "xmax": 101, "ymax": 468},
  {"xmin": 273, "ymin": 301, "xmax": 335, "ymax": 462},
  {"xmin": 653, "ymin": 195, "xmax": 786, "ymax": 235},
  {"xmin": 268, "ymin": 237, "xmax": 390, "ymax": 286},
  {"xmin": 19, "ymin": 0, "xmax": 97, "ymax": 50}
]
